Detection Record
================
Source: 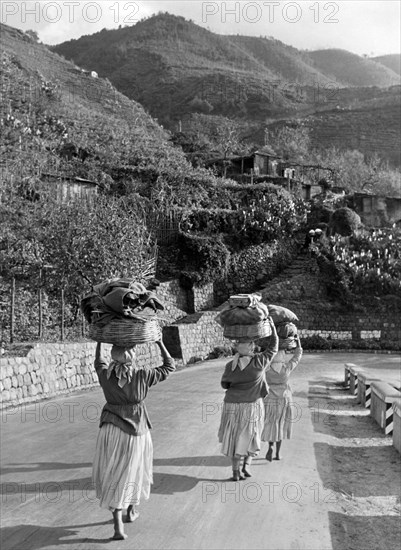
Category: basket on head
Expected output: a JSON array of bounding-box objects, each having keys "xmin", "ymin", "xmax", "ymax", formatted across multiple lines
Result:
[
  {"xmin": 268, "ymin": 305, "xmax": 299, "ymax": 325},
  {"xmin": 223, "ymin": 319, "xmax": 272, "ymax": 342},
  {"xmin": 89, "ymin": 318, "xmax": 162, "ymax": 347}
]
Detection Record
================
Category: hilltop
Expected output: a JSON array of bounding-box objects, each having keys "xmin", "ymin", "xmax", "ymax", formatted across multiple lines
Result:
[{"xmin": 51, "ymin": 13, "xmax": 401, "ymax": 166}]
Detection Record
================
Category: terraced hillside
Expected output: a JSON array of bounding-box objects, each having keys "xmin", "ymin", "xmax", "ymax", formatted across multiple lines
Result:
[
  {"xmin": 53, "ymin": 13, "xmax": 401, "ymax": 128},
  {"xmin": 305, "ymin": 105, "xmax": 401, "ymax": 166},
  {"xmin": 0, "ymin": 22, "xmax": 199, "ymax": 194},
  {"xmin": 372, "ymin": 54, "xmax": 401, "ymax": 76},
  {"xmin": 0, "ymin": 24, "xmax": 164, "ymax": 136},
  {"xmin": 306, "ymin": 49, "xmax": 400, "ymax": 87},
  {"xmin": 51, "ymin": 13, "xmax": 401, "ymax": 167}
]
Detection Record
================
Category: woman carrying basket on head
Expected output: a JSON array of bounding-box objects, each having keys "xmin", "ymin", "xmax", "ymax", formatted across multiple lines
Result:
[
  {"xmin": 92, "ymin": 337, "xmax": 175, "ymax": 541},
  {"xmin": 262, "ymin": 333, "xmax": 303, "ymax": 461},
  {"xmin": 218, "ymin": 316, "xmax": 278, "ymax": 481}
]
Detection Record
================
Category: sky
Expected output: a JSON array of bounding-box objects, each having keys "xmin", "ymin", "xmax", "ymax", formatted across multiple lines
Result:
[{"xmin": 1, "ymin": 0, "xmax": 400, "ymax": 57}]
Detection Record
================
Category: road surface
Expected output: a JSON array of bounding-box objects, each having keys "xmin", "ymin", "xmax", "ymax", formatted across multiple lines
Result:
[{"xmin": 1, "ymin": 352, "xmax": 400, "ymax": 550}]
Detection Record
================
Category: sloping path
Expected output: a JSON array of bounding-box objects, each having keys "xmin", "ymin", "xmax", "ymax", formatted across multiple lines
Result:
[{"xmin": 1, "ymin": 353, "xmax": 400, "ymax": 550}]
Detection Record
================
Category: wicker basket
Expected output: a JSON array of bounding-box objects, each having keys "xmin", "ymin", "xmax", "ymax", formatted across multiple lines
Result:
[
  {"xmin": 89, "ymin": 318, "xmax": 162, "ymax": 346},
  {"xmin": 223, "ymin": 320, "xmax": 272, "ymax": 341}
]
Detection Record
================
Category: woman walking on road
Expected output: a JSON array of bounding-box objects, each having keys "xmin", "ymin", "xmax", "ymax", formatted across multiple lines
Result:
[
  {"xmin": 262, "ymin": 335, "xmax": 303, "ymax": 461},
  {"xmin": 92, "ymin": 338, "xmax": 175, "ymax": 540},
  {"xmin": 218, "ymin": 317, "xmax": 278, "ymax": 481}
]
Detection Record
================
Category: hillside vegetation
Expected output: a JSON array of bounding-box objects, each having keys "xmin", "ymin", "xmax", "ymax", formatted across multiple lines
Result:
[
  {"xmin": 52, "ymin": 13, "xmax": 401, "ymax": 166},
  {"xmin": 372, "ymin": 54, "xmax": 401, "ymax": 76},
  {"xmin": 306, "ymin": 49, "xmax": 400, "ymax": 87}
]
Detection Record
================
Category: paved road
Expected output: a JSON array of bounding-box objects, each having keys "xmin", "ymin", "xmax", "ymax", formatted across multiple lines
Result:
[{"xmin": 1, "ymin": 353, "xmax": 400, "ymax": 550}]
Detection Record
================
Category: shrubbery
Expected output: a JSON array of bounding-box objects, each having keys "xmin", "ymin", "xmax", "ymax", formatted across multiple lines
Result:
[
  {"xmin": 330, "ymin": 207, "xmax": 362, "ymax": 236},
  {"xmin": 301, "ymin": 336, "xmax": 399, "ymax": 351},
  {"xmin": 327, "ymin": 226, "xmax": 401, "ymax": 298},
  {"xmin": 176, "ymin": 232, "xmax": 231, "ymax": 286}
]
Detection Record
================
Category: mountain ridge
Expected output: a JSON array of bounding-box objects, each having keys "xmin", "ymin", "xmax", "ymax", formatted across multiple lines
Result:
[{"xmin": 50, "ymin": 14, "xmax": 401, "ymax": 166}]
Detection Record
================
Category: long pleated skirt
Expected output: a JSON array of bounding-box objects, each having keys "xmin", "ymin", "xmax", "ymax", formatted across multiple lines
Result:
[
  {"xmin": 92, "ymin": 423, "xmax": 153, "ymax": 511},
  {"xmin": 262, "ymin": 396, "xmax": 295, "ymax": 442},
  {"xmin": 218, "ymin": 399, "xmax": 264, "ymax": 458}
]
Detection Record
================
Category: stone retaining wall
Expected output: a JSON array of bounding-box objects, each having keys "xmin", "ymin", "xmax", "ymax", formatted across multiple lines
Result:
[
  {"xmin": 261, "ymin": 274, "xmax": 327, "ymax": 302},
  {"xmin": 279, "ymin": 300, "xmax": 401, "ymax": 341},
  {"xmin": 163, "ymin": 312, "xmax": 232, "ymax": 365},
  {"xmin": 0, "ymin": 341, "xmax": 166, "ymax": 409},
  {"xmin": 158, "ymin": 279, "xmax": 214, "ymax": 317},
  {"xmin": 156, "ymin": 280, "xmax": 188, "ymax": 324}
]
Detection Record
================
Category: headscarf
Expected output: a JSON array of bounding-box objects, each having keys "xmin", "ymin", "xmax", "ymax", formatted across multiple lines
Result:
[
  {"xmin": 232, "ymin": 341, "xmax": 255, "ymax": 371},
  {"xmin": 107, "ymin": 346, "xmax": 136, "ymax": 388}
]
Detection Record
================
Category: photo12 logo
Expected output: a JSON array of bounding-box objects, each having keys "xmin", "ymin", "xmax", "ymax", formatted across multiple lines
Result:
[
  {"xmin": 202, "ymin": 2, "xmax": 340, "ymax": 24},
  {"xmin": 1, "ymin": 2, "xmax": 141, "ymax": 25},
  {"xmin": 201, "ymin": 480, "xmax": 339, "ymax": 504}
]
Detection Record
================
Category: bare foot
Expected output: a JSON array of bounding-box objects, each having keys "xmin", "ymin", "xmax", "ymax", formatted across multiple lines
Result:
[
  {"xmin": 112, "ymin": 532, "xmax": 128, "ymax": 540},
  {"xmin": 126, "ymin": 506, "xmax": 140, "ymax": 523},
  {"xmin": 231, "ymin": 470, "xmax": 245, "ymax": 481},
  {"xmin": 112, "ymin": 509, "xmax": 127, "ymax": 540}
]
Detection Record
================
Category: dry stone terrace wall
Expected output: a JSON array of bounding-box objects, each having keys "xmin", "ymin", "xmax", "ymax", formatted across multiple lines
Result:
[
  {"xmin": 163, "ymin": 311, "xmax": 232, "ymax": 365},
  {"xmin": 0, "ymin": 341, "xmax": 165, "ymax": 409},
  {"xmin": 157, "ymin": 280, "xmax": 214, "ymax": 317}
]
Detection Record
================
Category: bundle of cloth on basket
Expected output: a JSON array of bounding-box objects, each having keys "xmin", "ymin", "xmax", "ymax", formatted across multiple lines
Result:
[
  {"xmin": 81, "ymin": 279, "xmax": 164, "ymax": 346},
  {"xmin": 268, "ymin": 304, "xmax": 299, "ymax": 351},
  {"xmin": 215, "ymin": 293, "xmax": 272, "ymax": 341}
]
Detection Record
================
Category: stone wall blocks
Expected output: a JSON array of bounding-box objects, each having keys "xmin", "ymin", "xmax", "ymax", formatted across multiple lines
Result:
[
  {"xmin": 17, "ymin": 363, "xmax": 27, "ymax": 375},
  {"xmin": 1, "ymin": 390, "xmax": 11, "ymax": 403},
  {"xmin": 26, "ymin": 361, "xmax": 35, "ymax": 373},
  {"xmin": 27, "ymin": 385, "xmax": 38, "ymax": 397}
]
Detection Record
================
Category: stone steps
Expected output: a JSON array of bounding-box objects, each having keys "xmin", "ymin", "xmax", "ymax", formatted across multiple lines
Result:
[{"xmin": 259, "ymin": 253, "xmax": 323, "ymax": 302}]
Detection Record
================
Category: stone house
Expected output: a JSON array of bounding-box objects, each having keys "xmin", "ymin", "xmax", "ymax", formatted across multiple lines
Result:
[{"xmin": 350, "ymin": 193, "xmax": 401, "ymax": 227}]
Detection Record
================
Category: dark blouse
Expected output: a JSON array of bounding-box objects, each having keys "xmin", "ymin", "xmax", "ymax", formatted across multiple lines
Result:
[
  {"xmin": 221, "ymin": 332, "xmax": 279, "ymax": 403},
  {"xmin": 94, "ymin": 356, "xmax": 175, "ymax": 436}
]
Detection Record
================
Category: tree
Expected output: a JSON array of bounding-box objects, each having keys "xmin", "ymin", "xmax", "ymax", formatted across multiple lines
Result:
[
  {"xmin": 314, "ymin": 147, "xmax": 401, "ymax": 197},
  {"xmin": 269, "ymin": 125, "xmax": 311, "ymax": 162},
  {"xmin": 330, "ymin": 207, "xmax": 361, "ymax": 236},
  {"xmin": 26, "ymin": 29, "xmax": 39, "ymax": 42},
  {"xmin": 173, "ymin": 114, "xmax": 246, "ymax": 172}
]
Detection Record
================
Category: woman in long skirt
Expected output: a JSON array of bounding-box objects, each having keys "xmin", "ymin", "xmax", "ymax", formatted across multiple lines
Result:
[
  {"xmin": 262, "ymin": 335, "xmax": 303, "ymax": 461},
  {"xmin": 92, "ymin": 339, "xmax": 175, "ymax": 540},
  {"xmin": 218, "ymin": 317, "xmax": 278, "ymax": 481}
]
